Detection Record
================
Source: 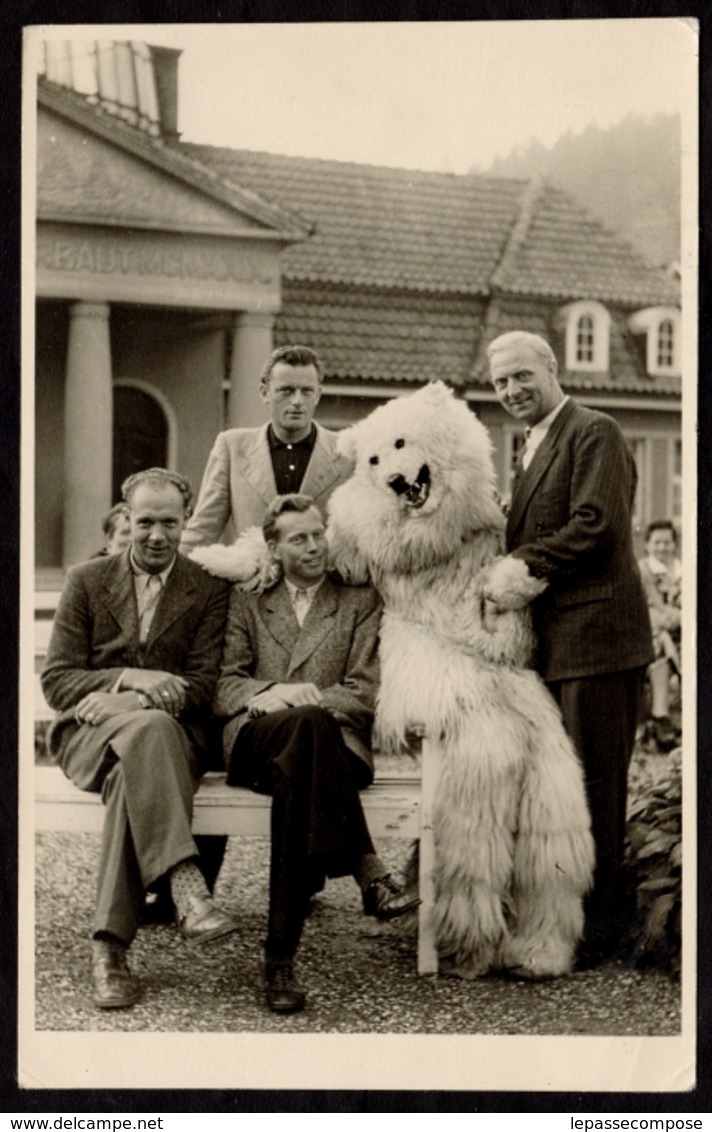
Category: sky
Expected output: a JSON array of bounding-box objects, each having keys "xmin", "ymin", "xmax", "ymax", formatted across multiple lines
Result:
[
  {"xmin": 133, "ymin": 20, "xmax": 696, "ymax": 174},
  {"xmin": 33, "ymin": 19, "xmax": 697, "ymax": 174}
]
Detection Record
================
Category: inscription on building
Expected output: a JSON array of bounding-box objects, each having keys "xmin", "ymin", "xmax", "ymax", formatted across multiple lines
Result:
[{"xmin": 37, "ymin": 235, "xmax": 276, "ymax": 286}]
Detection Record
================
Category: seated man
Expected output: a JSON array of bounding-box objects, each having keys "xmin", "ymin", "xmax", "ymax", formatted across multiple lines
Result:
[
  {"xmin": 41, "ymin": 468, "xmax": 237, "ymax": 1010},
  {"xmin": 213, "ymin": 493, "xmax": 418, "ymax": 1014}
]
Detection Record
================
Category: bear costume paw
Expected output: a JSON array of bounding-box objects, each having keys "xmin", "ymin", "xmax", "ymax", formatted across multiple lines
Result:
[
  {"xmin": 190, "ymin": 526, "xmax": 280, "ymax": 592},
  {"xmin": 483, "ymin": 555, "xmax": 548, "ymax": 611}
]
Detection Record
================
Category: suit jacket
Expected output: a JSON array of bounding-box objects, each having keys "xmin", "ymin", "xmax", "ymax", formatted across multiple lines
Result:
[
  {"xmin": 506, "ymin": 399, "xmax": 653, "ymax": 682},
  {"xmin": 214, "ymin": 576, "xmax": 382, "ymax": 781},
  {"xmin": 41, "ymin": 550, "xmax": 229, "ymax": 764},
  {"xmin": 180, "ymin": 422, "xmax": 353, "ymax": 550}
]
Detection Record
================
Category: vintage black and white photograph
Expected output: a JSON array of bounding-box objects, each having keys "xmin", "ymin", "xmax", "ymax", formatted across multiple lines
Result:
[{"xmin": 20, "ymin": 18, "xmax": 697, "ymax": 1092}]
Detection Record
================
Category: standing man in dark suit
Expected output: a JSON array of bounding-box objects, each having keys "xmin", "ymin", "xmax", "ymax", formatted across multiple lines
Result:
[
  {"xmin": 42, "ymin": 468, "xmax": 237, "ymax": 1010},
  {"xmin": 484, "ymin": 331, "xmax": 653, "ymax": 967},
  {"xmin": 180, "ymin": 345, "xmax": 352, "ymax": 551},
  {"xmin": 214, "ymin": 494, "xmax": 418, "ymax": 1014}
]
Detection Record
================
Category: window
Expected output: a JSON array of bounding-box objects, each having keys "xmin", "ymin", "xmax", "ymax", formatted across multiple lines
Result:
[
  {"xmin": 558, "ymin": 301, "xmax": 611, "ymax": 372},
  {"xmin": 501, "ymin": 428, "xmax": 527, "ymax": 508},
  {"xmin": 670, "ymin": 438, "xmax": 682, "ymax": 524},
  {"xmin": 625, "ymin": 434, "xmax": 681, "ymax": 538},
  {"xmin": 657, "ymin": 319, "xmax": 675, "ymax": 369},
  {"xmin": 628, "ymin": 307, "xmax": 681, "ymax": 377},
  {"xmin": 575, "ymin": 315, "xmax": 595, "ymax": 364},
  {"xmin": 625, "ymin": 436, "xmax": 649, "ymax": 533}
]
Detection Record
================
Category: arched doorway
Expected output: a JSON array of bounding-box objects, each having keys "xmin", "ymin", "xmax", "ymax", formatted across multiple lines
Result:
[{"xmin": 112, "ymin": 384, "xmax": 169, "ymax": 502}]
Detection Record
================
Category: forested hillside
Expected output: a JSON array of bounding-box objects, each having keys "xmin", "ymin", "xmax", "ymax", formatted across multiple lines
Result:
[{"xmin": 475, "ymin": 114, "xmax": 681, "ymax": 268}]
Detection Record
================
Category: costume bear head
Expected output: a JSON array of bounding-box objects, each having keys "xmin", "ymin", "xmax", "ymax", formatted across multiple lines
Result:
[{"xmin": 328, "ymin": 381, "xmax": 505, "ymax": 582}]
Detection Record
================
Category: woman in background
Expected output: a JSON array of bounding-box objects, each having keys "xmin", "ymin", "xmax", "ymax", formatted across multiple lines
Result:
[{"xmin": 638, "ymin": 520, "xmax": 682, "ymax": 751}]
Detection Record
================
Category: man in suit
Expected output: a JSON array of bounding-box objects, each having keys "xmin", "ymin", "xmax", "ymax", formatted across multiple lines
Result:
[
  {"xmin": 180, "ymin": 345, "xmax": 352, "ymax": 551},
  {"xmin": 214, "ymin": 493, "xmax": 418, "ymax": 1014},
  {"xmin": 484, "ymin": 331, "xmax": 653, "ymax": 967},
  {"xmin": 42, "ymin": 468, "xmax": 237, "ymax": 1010}
]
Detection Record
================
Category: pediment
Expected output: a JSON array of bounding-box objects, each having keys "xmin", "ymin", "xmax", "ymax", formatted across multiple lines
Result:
[{"xmin": 37, "ymin": 103, "xmax": 300, "ymax": 240}]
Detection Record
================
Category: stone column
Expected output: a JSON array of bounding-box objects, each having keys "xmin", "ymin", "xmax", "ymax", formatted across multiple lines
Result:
[
  {"xmin": 226, "ymin": 311, "xmax": 275, "ymax": 428},
  {"xmin": 63, "ymin": 301, "xmax": 113, "ymax": 567}
]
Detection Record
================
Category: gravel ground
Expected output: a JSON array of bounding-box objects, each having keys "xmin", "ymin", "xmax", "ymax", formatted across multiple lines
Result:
[{"xmin": 34, "ymin": 828, "xmax": 681, "ymax": 1036}]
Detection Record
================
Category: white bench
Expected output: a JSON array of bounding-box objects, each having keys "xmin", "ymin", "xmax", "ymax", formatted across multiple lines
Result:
[{"xmin": 34, "ymin": 761, "xmax": 440, "ymax": 974}]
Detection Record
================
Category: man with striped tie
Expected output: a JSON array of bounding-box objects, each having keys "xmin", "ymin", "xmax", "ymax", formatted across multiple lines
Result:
[{"xmin": 42, "ymin": 468, "xmax": 235, "ymax": 1010}]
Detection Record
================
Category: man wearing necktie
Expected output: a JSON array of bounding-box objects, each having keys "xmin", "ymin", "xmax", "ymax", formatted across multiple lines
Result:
[
  {"xmin": 42, "ymin": 468, "xmax": 235, "ymax": 1009},
  {"xmin": 483, "ymin": 331, "xmax": 653, "ymax": 969},
  {"xmin": 214, "ymin": 493, "xmax": 418, "ymax": 1014}
]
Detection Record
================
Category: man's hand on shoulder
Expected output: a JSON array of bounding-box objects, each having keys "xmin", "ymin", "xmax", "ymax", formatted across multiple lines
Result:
[{"xmin": 120, "ymin": 668, "xmax": 189, "ymax": 715}]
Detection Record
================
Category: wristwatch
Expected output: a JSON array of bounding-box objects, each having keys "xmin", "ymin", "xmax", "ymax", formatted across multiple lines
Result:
[{"xmin": 137, "ymin": 692, "xmax": 151, "ymax": 709}]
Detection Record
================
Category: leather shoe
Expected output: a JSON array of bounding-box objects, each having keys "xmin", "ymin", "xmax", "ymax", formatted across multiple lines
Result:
[
  {"xmin": 265, "ymin": 960, "xmax": 305, "ymax": 1014},
  {"xmin": 178, "ymin": 894, "xmax": 239, "ymax": 945},
  {"xmin": 362, "ymin": 874, "xmax": 421, "ymax": 920},
  {"xmin": 91, "ymin": 938, "xmax": 140, "ymax": 1009}
]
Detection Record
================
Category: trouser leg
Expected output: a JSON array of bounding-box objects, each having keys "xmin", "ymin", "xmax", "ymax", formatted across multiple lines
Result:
[
  {"xmin": 63, "ymin": 710, "xmax": 200, "ymax": 945},
  {"xmin": 228, "ymin": 705, "xmax": 375, "ymax": 959},
  {"xmin": 547, "ymin": 669, "xmax": 644, "ymax": 951}
]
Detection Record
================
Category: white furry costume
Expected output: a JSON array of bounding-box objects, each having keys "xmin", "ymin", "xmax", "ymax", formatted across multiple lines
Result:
[{"xmin": 327, "ymin": 382, "xmax": 594, "ymax": 979}]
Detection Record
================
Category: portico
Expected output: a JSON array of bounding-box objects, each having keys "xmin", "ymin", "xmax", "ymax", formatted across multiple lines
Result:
[{"xmin": 36, "ymin": 79, "xmax": 308, "ymax": 569}]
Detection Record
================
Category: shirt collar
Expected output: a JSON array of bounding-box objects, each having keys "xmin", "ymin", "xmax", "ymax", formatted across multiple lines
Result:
[
  {"xmin": 284, "ymin": 576, "xmax": 325, "ymax": 602},
  {"xmin": 268, "ymin": 423, "xmax": 316, "ymax": 451},
  {"xmin": 527, "ymin": 396, "xmax": 569, "ymax": 440},
  {"xmin": 129, "ymin": 550, "xmax": 176, "ymax": 585},
  {"xmin": 645, "ymin": 555, "xmax": 681, "ymax": 578}
]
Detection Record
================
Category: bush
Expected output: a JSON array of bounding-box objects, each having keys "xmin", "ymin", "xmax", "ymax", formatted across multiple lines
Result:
[{"xmin": 624, "ymin": 747, "xmax": 682, "ymax": 976}]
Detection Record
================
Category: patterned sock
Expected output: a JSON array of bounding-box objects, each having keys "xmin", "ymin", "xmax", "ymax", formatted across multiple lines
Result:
[
  {"xmin": 168, "ymin": 859, "xmax": 211, "ymax": 919},
  {"xmin": 353, "ymin": 853, "xmax": 389, "ymax": 890}
]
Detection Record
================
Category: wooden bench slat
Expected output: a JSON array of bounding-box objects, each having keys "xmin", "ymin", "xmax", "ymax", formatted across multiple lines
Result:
[{"xmin": 34, "ymin": 766, "xmax": 422, "ymax": 839}]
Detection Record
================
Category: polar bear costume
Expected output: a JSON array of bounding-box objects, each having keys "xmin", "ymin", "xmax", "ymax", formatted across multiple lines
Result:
[{"xmin": 326, "ymin": 381, "xmax": 594, "ymax": 979}]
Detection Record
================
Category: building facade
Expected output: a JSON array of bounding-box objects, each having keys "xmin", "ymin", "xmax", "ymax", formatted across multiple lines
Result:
[{"xmin": 35, "ymin": 42, "xmax": 682, "ymax": 579}]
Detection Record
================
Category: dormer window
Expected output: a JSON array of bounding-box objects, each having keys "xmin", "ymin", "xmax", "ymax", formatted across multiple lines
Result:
[
  {"xmin": 628, "ymin": 307, "xmax": 681, "ymax": 377},
  {"xmin": 575, "ymin": 315, "xmax": 595, "ymax": 364},
  {"xmin": 558, "ymin": 301, "xmax": 610, "ymax": 372}
]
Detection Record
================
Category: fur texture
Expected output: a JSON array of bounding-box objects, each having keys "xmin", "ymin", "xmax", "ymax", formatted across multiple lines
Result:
[
  {"xmin": 189, "ymin": 525, "xmax": 279, "ymax": 592},
  {"xmin": 328, "ymin": 381, "xmax": 594, "ymax": 978}
]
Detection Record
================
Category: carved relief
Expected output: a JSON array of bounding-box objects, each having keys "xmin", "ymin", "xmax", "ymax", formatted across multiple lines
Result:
[{"xmin": 37, "ymin": 232, "xmax": 276, "ymax": 286}]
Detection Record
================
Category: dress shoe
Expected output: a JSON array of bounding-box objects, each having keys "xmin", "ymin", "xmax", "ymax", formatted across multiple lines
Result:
[
  {"xmin": 265, "ymin": 960, "xmax": 306, "ymax": 1014},
  {"xmin": 178, "ymin": 894, "xmax": 239, "ymax": 945},
  {"xmin": 91, "ymin": 938, "xmax": 140, "ymax": 1009},
  {"xmin": 362, "ymin": 874, "xmax": 421, "ymax": 920}
]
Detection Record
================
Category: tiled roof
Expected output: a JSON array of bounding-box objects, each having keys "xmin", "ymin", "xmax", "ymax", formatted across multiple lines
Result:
[
  {"xmin": 181, "ymin": 143, "xmax": 520, "ymax": 295},
  {"xmin": 274, "ymin": 282, "xmax": 485, "ymax": 386},
  {"xmin": 181, "ymin": 143, "xmax": 679, "ymax": 308},
  {"xmin": 37, "ymin": 79, "xmax": 680, "ymax": 399},
  {"xmin": 492, "ymin": 178, "xmax": 680, "ymax": 306}
]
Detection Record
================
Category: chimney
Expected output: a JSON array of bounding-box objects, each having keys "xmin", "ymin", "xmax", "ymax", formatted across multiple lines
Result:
[{"xmin": 149, "ymin": 45, "xmax": 182, "ymax": 140}]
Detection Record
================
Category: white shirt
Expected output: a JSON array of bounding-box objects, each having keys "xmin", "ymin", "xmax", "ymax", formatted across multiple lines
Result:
[
  {"xmin": 113, "ymin": 555, "xmax": 177, "ymax": 691},
  {"xmin": 285, "ymin": 577, "xmax": 324, "ymax": 626},
  {"xmin": 521, "ymin": 396, "xmax": 569, "ymax": 470}
]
